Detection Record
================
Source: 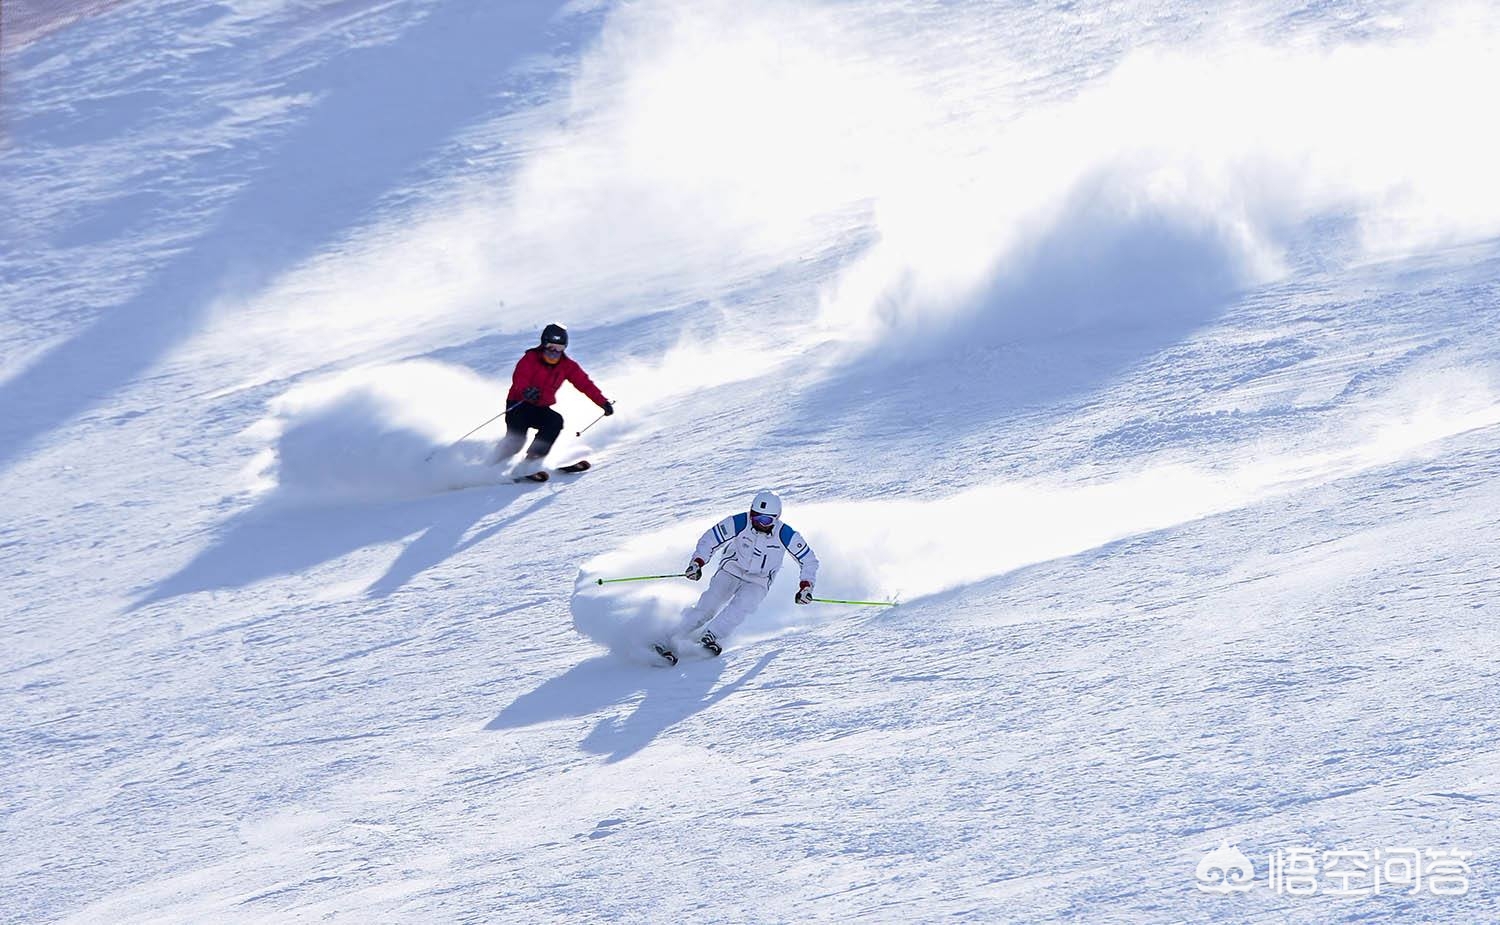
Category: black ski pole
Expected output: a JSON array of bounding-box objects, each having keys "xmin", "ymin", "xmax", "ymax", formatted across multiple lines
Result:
[
  {"xmin": 426, "ymin": 400, "xmax": 522, "ymax": 462},
  {"xmin": 595, "ymin": 573, "xmax": 681, "ymax": 585},
  {"xmin": 575, "ymin": 409, "xmax": 610, "ymax": 437}
]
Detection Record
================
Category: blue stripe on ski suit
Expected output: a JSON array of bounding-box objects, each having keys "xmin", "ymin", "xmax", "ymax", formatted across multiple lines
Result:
[
  {"xmin": 779, "ymin": 523, "xmax": 808, "ymax": 558},
  {"xmin": 713, "ymin": 513, "xmax": 748, "ymax": 545}
]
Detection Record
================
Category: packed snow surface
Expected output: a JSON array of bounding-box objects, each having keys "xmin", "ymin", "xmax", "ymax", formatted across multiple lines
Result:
[{"xmin": 4, "ymin": 1, "xmax": 1499, "ymax": 922}]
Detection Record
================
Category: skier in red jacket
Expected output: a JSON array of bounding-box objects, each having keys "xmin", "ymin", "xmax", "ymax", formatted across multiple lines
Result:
[{"xmin": 493, "ymin": 323, "xmax": 613, "ymax": 477}]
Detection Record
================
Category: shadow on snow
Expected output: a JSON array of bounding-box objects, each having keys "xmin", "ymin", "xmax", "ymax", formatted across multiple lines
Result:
[
  {"xmin": 488, "ymin": 650, "xmax": 780, "ymax": 763},
  {"xmin": 133, "ymin": 485, "xmax": 551, "ymax": 610},
  {"xmin": 0, "ymin": 1, "xmax": 580, "ymax": 472}
]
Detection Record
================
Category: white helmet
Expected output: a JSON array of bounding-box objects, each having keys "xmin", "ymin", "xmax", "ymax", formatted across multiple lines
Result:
[{"xmin": 749, "ymin": 490, "xmax": 782, "ymax": 530}]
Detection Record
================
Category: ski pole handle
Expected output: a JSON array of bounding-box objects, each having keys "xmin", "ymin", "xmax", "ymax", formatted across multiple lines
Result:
[
  {"xmin": 810, "ymin": 596, "xmax": 899, "ymax": 607},
  {"xmin": 596, "ymin": 574, "xmax": 682, "ymax": 585}
]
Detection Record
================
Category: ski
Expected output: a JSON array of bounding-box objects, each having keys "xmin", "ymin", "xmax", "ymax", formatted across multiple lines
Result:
[{"xmin": 510, "ymin": 460, "xmax": 591, "ymax": 484}]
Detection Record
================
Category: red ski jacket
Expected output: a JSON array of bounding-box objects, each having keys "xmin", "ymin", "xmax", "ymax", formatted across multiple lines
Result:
[{"xmin": 507, "ymin": 347, "xmax": 609, "ymax": 409}]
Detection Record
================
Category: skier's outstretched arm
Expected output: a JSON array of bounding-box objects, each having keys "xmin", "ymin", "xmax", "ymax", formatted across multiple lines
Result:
[
  {"xmin": 564, "ymin": 360, "xmax": 611, "ymax": 410},
  {"xmin": 695, "ymin": 513, "xmax": 746, "ymax": 562},
  {"xmin": 795, "ymin": 539, "xmax": 819, "ymax": 586},
  {"xmin": 684, "ymin": 513, "xmax": 745, "ymax": 578},
  {"xmin": 783, "ymin": 531, "xmax": 818, "ymax": 584},
  {"xmin": 780, "ymin": 524, "xmax": 819, "ymax": 603}
]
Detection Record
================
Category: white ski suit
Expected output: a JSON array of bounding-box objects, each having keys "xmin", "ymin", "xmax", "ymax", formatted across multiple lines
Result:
[{"xmin": 677, "ymin": 512, "xmax": 820, "ymax": 641}]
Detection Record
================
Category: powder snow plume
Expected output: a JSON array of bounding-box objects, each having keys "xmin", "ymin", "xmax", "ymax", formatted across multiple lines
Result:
[{"xmin": 254, "ymin": 360, "xmax": 515, "ymax": 503}]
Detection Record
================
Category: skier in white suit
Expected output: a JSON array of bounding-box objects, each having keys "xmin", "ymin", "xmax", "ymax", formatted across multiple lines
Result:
[{"xmin": 656, "ymin": 490, "xmax": 819, "ymax": 664}]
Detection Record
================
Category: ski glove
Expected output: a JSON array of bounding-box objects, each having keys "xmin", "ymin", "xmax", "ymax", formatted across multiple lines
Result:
[
  {"xmin": 522, "ymin": 386, "xmax": 542, "ymax": 402},
  {"xmin": 795, "ymin": 581, "xmax": 814, "ymax": 605},
  {"xmin": 684, "ymin": 558, "xmax": 705, "ymax": 581},
  {"xmin": 602, "ymin": 401, "xmax": 614, "ymax": 416}
]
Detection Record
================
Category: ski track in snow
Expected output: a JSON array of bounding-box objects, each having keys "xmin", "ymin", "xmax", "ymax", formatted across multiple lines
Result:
[{"xmin": 4, "ymin": 1, "xmax": 1500, "ymax": 923}]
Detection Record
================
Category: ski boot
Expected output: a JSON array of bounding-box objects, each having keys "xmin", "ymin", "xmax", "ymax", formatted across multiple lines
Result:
[{"xmin": 699, "ymin": 630, "xmax": 722, "ymax": 657}]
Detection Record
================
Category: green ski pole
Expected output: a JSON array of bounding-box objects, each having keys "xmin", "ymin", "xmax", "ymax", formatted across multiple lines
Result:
[{"xmin": 810, "ymin": 596, "xmax": 899, "ymax": 607}]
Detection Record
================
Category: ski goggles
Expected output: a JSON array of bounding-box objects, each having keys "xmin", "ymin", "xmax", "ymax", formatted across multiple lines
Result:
[
  {"xmin": 542, "ymin": 343, "xmax": 566, "ymax": 356},
  {"xmin": 750, "ymin": 512, "xmax": 776, "ymax": 529}
]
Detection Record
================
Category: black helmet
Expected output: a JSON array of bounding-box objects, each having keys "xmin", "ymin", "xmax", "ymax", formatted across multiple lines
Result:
[{"xmin": 540, "ymin": 323, "xmax": 569, "ymax": 347}]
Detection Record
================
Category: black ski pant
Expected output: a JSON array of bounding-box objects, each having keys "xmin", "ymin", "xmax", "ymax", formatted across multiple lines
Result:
[{"xmin": 497, "ymin": 403, "xmax": 564, "ymax": 460}]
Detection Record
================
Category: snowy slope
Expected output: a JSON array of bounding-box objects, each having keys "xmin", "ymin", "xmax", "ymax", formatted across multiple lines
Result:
[{"xmin": 5, "ymin": 1, "xmax": 1500, "ymax": 922}]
